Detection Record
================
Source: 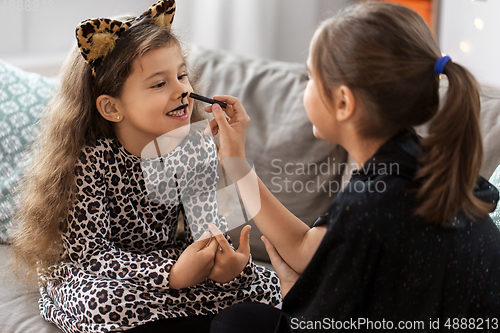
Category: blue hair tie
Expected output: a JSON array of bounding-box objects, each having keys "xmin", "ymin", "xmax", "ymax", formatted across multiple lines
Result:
[{"xmin": 433, "ymin": 55, "xmax": 451, "ymax": 75}]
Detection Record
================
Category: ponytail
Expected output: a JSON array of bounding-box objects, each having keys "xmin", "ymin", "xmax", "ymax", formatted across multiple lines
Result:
[{"xmin": 415, "ymin": 62, "xmax": 493, "ymax": 223}]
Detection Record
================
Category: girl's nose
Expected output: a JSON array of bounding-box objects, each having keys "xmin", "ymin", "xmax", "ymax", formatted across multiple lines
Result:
[{"xmin": 181, "ymin": 91, "xmax": 188, "ymax": 103}]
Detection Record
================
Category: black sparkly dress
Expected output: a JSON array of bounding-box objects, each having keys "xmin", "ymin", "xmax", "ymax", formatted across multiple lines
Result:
[{"xmin": 279, "ymin": 131, "xmax": 500, "ymax": 332}]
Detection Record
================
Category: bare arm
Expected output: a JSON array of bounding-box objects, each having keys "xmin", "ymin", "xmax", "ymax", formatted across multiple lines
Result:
[
  {"xmin": 205, "ymin": 97, "xmax": 327, "ymax": 273},
  {"xmin": 227, "ymin": 159, "xmax": 326, "ymax": 273},
  {"xmin": 262, "ymin": 235, "xmax": 300, "ymax": 298}
]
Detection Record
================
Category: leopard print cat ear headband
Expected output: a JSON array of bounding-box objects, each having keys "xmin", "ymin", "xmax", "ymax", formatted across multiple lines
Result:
[{"xmin": 76, "ymin": 0, "xmax": 176, "ymax": 77}]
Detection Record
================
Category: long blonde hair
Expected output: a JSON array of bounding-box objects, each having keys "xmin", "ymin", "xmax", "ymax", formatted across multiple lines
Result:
[
  {"xmin": 10, "ymin": 19, "xmax": 206, "ymax": 281},
  {"xmin": 311, "ymin": 2, "xmax": 492, "ymax": 224}
]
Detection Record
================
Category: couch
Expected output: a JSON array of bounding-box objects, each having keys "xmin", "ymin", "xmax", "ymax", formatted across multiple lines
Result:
[{"xmin": 1, "ymin": 45, "xmax": 499, "ymax": 332}]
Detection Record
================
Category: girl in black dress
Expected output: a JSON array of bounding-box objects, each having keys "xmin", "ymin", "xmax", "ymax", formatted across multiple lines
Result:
[{"xmin": 205, "ymin": 1, "xmax": 500, "ymax": 331}]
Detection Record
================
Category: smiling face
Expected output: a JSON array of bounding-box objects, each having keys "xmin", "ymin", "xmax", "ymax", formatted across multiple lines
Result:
[{"xmin": 112, "ymin": 43, "xmax": 194, "ymax": 155}]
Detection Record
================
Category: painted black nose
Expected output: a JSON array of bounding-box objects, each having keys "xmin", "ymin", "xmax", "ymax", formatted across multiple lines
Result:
[{"xmin": 181, "ymin": 92, "xmax": 188, "ymax": 99}]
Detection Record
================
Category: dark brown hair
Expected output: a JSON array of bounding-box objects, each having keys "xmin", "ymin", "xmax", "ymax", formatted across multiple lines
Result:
[
  {"xmin": 10, "ymin": 19, "xmax": 206, "ymax": 282},
  {"xmin": 311, "ymin": 1, "xmax": 492, "ymax": 224}
]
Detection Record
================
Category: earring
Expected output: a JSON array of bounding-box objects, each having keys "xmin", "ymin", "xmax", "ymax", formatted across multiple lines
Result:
[{"xmin": 116, "ymin": 115, "xmax": 121, "ymax": 120}]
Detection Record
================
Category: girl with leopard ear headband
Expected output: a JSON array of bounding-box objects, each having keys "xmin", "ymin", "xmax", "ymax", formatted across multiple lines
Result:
[{"xmin": 10, "ymin": 1, "xmax": 281, "ymax": 332}]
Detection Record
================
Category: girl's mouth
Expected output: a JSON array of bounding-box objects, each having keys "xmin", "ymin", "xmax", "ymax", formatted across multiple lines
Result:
[{"xmin": 167, "ymin": 104, "xmax": 189, "ymax": 119}]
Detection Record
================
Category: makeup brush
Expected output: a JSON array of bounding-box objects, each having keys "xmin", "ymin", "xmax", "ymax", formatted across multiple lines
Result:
[{"xmin": 190, "ymin": 93, "xmax": 227, "ymax": 109}]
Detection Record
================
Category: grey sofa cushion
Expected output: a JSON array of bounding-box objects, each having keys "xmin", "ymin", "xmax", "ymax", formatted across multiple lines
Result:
[
  {"xmin": 0, "ymin": 245, "xmax": 60, "ymax": 332},
  {"xmin": 187, "ymin": 46, "xmax": 348, "ymax": 261},
  {"xmin": 477, "ymin": 86, "xmax": 500, "ymax": 179}
]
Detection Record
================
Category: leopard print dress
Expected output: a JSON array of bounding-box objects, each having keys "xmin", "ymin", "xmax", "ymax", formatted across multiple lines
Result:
[{"xmin": 39, "ymin": 124, "xmax": 281, "ymax": 333}]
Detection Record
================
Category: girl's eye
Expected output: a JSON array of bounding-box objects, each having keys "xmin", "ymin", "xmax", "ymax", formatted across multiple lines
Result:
[
  {"xmin": 178, "ymin": 74, "xmax": 188, "ymax": 81},
  {"xmin": 152, "ymin": 81, "xmax": 165, "ymax": 89}
]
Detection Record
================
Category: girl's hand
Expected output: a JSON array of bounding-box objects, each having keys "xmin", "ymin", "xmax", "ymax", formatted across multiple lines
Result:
[
  {"xmin": 207, "ymin": 223, "xmax": 251, "ymax": 284},
  {"xmin": 262, "ymin": 235, "xmax": 300, "ymax": 298},
  {"xmin": 169, "ymin": 231, "xmax": 219, "ymax": 289},
  {"xmin": 204, "ymin": 96, "xmax": 250, "ymax": 159}
]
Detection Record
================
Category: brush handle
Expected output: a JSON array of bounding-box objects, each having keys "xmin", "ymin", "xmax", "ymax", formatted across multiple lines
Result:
[{"xmin": 190, "ymin": 93, "xmax": 227, "ymax": 109}]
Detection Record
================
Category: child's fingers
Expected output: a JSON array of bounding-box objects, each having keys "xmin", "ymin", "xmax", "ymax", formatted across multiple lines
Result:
[
  {"xmin": 261, "ymin": 235, "xmax": 283, "ymax": 266},
  {"xmin": 237, "ymin": 225, "xmax": 251, "ymax": 256},
  {"xmin": 204, "ymin": 118, "xmax": 219, "ymax": 136},
  {"xmin": 192, "ymin": 230, "xmax": 212, "ymax": 250},
  {"xmin": 202, "ymin": 235, "xmax": 219, "ymax": 257},
  {"xmin": 211, "ymin": 104, "xmax": 231, "ymax": 133},
  {"xmin": 208, "ymin": 223, "xmax": 232, "ymax": 252},
  {"xmin": 211, "ymin": 95, "xmax": 241, "ymax": 106},
  {"xmin": 212, "ymin": 95, "xmax": 245, "ymax": 119},
  {"xmin": 204, "ymin": 102, "xmax": 235, "ymax": 119}
]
